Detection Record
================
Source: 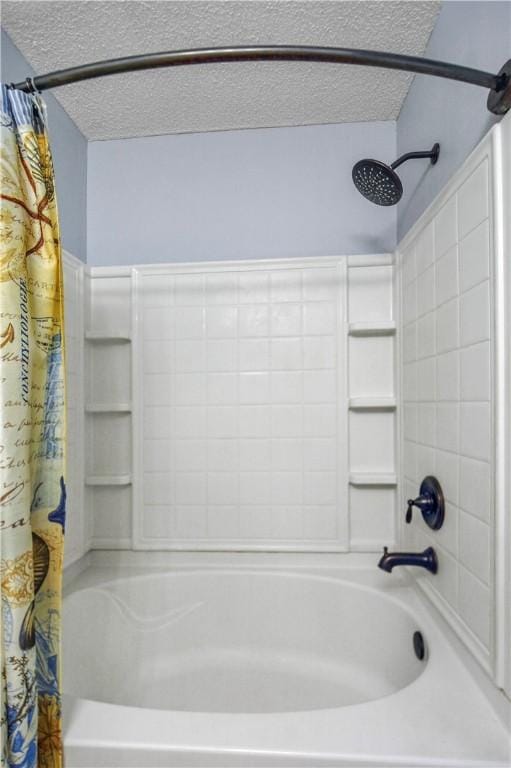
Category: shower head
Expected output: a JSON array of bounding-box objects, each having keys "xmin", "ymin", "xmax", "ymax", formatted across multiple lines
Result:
[
  {"xmin": 352, "ymin": 143, "xmax": 440, "ymax": 206},
  {"xmin": 352, "ymin": 159, "xmax": 403, "ymax": 206}
]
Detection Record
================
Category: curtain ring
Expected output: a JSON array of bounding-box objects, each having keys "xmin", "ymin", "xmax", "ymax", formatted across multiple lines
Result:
[{"xmin": 25, "ymin": 77, "xmax": 39, "ymax": 94}]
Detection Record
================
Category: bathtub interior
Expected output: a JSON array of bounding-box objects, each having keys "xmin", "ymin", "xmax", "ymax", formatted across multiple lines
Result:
[{"xmin": 64, "ymin": 569, "xmax": 425, "ymax": 713}]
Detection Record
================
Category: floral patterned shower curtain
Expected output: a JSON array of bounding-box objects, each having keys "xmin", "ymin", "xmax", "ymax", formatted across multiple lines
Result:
[{"xmin": 1, "ymin": 85, "xmax": 66, "ymax": 768}]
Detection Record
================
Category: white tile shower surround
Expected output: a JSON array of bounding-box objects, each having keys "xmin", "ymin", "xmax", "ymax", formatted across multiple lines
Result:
[
  {"xmin": 398, "ymin": 123, "xmax": 508, "ymax": 687},
  {"xmin": 82, "ymin": 255, "xmax": 397, "ymax": 554},
  {"xmin": 136, "ymin": 260, "xmax": 352, "ymax": 551},
  {"xmin": 138, "ymin": 258, "xmax": 397, "ymax": 551}
]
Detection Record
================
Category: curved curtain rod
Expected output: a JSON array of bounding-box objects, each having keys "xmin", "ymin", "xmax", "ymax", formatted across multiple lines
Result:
[{"xmin": 11, "ymin": 46, "xmax": 511, "ymax": 115}]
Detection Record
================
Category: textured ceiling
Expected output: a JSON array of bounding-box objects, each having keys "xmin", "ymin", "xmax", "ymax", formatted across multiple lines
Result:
[{"xmin": 2, "ymin": 1, "xmax": 440, "ymax": 140}]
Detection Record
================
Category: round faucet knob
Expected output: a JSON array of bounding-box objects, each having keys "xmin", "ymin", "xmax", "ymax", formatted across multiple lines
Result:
[{"xmin": 404, "ymin": 477, "xmax": 445, "ymax": 531}]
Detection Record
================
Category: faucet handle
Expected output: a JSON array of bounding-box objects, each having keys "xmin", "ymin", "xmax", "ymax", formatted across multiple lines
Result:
[{"xmin": 405, "ymin": 477, "xmax": 445, "ymax": 530}]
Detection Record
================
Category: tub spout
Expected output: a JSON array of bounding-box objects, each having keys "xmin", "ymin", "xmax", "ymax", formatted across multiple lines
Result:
[{"xmin": 378, "ymin": 546, "xmax": 438, "ymax": 574}]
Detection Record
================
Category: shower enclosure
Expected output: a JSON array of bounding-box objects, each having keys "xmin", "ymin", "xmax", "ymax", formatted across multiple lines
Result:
[{"xmin": 59, "ymin": 111, "xmax": 511, "ymax": 766}]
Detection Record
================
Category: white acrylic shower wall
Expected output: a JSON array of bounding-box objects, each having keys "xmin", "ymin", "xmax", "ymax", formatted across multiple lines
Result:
[
  {"xmin": 84, "ymin": 256, "xmax": 397, "ymax": 553},
  {"xmin": 67, "ymin": 112, "xmax": 511, "ymax": 699},
  {"xmin": 398, "ymin": 117, "xmax": 510, "ymax": 692},
  {"xmin": 62, "ymin": 251, "xmax": 86, "ymax": 566}
]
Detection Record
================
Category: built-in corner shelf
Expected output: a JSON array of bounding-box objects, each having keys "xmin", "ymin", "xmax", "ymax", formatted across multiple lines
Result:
[
  {"xmin": 349, "ymin": 473, "xmax": 397, "ymax": 487},
  {"xmin": 85, "ymin": 404, "xmax": 132, "ymax": 413},
  {"xmin": 85, "ymin": 474, "xmax": 132, "ymax": 487},
  {"xmin": 348, "ymin": 321, "xmax": 396, "ymax": 337},
  {"xmin": 85, "ymin": 332, "xmax": 131, "ymax": 343},
  {"xmin": 349, "ymin": 397, "xmax": 396, "ymax": 411}
]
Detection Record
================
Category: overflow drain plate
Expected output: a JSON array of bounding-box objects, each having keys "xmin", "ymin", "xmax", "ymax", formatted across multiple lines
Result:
[{"xmin": 413, "ymin": 631, "xmax": 426, "ymax": 661}]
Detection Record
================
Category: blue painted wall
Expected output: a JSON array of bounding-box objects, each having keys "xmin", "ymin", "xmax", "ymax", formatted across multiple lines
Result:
[
  {"xmin": 1, "ymin": 30, "xmax": 88, "ymax": 262},
  {"xmin": 397, "ymin": 1, "xmax": 511, "ymax": 240},
  {"xmin": 5, "ymin": 0, "xmax": 508, "ymax": 260},
  {"xmin": 87, "ymin": 121, "xmax": 396, "ymax": 265}
]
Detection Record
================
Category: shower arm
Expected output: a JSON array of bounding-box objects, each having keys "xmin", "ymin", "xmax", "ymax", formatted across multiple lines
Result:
[
  {"xmin": 9, "ymin": 46, "xmax": 511, "ymax": 116},
  {"xmin": 391, "ymin": 143, "xmax": 440, "ymax": 170}
]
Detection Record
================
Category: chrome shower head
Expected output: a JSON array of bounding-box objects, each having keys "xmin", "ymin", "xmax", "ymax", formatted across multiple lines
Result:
[{"xmin": 352, "ymin": 143, "xmax": 440, "ymax": 206}]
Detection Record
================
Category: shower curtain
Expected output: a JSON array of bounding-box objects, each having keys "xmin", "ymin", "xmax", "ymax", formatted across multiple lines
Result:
[{"xmin": 1, "ymin": 85, "xmax": 66, "ymax": 768}]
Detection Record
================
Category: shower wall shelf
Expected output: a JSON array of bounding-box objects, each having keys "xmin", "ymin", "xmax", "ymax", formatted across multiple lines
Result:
[
  {"xmin": 85, "ymin": 474, "xmax": 132, "ymax": 486},
  {"xmin": 349, "ymin": 473, "xmax": 397, "ymax": 487},
  {"xmin": 84, "ymin": 272, "xmax": 134, "ymax": 550},
  {"xmin": 348, "ymin": 397, "xmax": 396, "ymax": 410},
  {"xmin": 346, "ymin": 258, "xmax": 397, "ymax": 547},
  {"xmin": 348, "ymin": 321, "xmax": 396, "ymax": 336},
  {"xmin": 85, "ymin": 404, "xmax": 132, "ymax": 413},
  {"xmin": 85, "ymin": 333, "xmax": 131, "ymax": 342}
]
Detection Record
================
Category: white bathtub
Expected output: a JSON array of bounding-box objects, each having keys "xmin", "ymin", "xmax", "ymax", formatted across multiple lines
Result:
[{"xmin": 63, "ymin": 553, "xmax": 510, "ymax": 767}]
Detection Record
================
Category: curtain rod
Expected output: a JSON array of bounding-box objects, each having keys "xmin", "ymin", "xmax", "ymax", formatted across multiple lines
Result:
[{"xmin": 11, "ymin": 46, "xmax": 511, "ymax": 115}]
